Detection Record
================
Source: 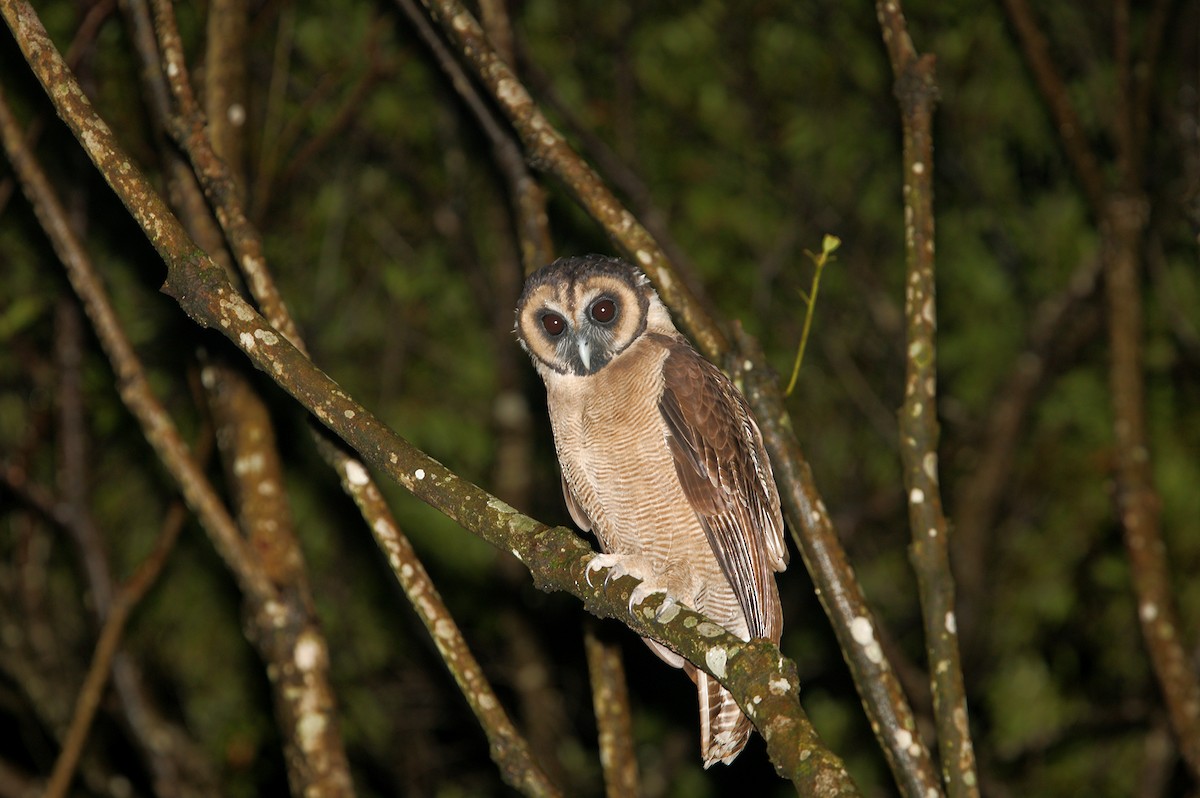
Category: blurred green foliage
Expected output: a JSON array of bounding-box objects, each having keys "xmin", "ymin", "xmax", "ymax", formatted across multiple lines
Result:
[{"xmin": 1, "ymin": 0, "xmax": 1197, "ymax": 796}]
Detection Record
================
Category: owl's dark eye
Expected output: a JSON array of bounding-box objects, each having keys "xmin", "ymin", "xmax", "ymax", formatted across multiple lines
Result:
[
  {"xmin": 541, "ymin": 312, "xmax": 566, "ymax": 336},
  {"xmin": 590, "ymin": 298, "xmax": 617, "ymax": 324}
]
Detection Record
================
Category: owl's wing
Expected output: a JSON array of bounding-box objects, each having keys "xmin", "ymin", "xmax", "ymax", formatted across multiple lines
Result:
[{"xmin": 658, "ymin": 337, "xmax": 788, "ymax": 641}]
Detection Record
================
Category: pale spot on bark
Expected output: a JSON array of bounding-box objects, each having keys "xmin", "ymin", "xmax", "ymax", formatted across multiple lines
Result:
[
  {"xmin": 705, "ymin": 647, "xmax": 727, "ymax": 679},
  {"xmin": 294, "ymin": 631, "xmax": 323, "ymax": 671},
  {"xmin": 234, "ymin": 453, "xmax": 264, "ymax": 476},
  {"xmin": 656, "ymin": 601, "xmax": 681, "ymax": 624},
  {"xmin": 910, "ymin": 488, "xmax": 925, "ymax": 504},
  {"xmin": 344, "ymin": 460, "xmax": 369, "ymax": 486},
  {"xmin": 850, "ymin": 616, "xmax": 874, "ymax": 645}
]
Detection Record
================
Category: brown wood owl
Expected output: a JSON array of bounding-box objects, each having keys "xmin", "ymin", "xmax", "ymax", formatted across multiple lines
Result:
[{"xmin": 515, "ymin": 255, "xmax": 788, "ymax": 766}]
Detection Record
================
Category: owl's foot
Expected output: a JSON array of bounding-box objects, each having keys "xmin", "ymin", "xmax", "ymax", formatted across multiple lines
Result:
[{"xmin": 586, "ymin": 553, "xmax": 680, "ymax": 617}]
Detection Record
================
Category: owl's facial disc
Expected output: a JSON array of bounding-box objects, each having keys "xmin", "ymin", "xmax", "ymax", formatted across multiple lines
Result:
[{"xmin": 516, "ymin": 256, "xmax": 656, "ymax": 377}]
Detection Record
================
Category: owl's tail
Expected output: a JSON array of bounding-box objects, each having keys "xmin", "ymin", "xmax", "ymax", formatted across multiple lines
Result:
[{"xmin": 687, "ymin": 664, "xmax": 754, "ymax": 767}]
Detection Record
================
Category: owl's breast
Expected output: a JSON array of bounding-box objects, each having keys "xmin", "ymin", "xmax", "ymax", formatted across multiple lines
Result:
[{"xmin": 545, "ymin": 338, "xmax": 692, "ymax": 555}]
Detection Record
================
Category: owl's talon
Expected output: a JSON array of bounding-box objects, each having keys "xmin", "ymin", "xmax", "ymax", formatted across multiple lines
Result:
[
  {"xmin": 627, "ymin": 582, "xmax": 671, "ymax": 615},
  {"xmin": 585, "ymin": 553, "xmax": 622, "ymax": 588}
]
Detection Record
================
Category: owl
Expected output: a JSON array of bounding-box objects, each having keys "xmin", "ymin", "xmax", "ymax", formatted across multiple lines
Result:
[{"xmin": 515, "ymin": 255, "xmax": 788, "ymax": 766}]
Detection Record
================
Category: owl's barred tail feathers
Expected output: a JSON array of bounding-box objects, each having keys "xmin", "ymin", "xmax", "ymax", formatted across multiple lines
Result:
[{"xmin": 688, "ymin": 663, "xmax": 755, "ymax": 767}]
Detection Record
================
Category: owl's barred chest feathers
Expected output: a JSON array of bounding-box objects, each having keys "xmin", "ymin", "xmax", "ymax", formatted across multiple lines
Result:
[{"xmin": 546, "ymin": 336, "xmax": 700, "ymax": 550}]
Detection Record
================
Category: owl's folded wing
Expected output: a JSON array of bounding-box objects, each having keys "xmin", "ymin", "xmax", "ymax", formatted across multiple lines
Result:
[{"xmin": 658, "ymin": 337, "xmax": 788, "ymax": 641}]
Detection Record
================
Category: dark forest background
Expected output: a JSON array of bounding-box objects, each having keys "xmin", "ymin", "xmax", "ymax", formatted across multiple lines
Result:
[{"xmin": 1, "ymin": 0, "xmax": 1198, "ymax": 796}]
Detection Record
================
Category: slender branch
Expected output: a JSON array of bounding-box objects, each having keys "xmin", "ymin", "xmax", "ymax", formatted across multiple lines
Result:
[
  {"xmin": 394, "ymin": 0, "xmax": 553, "ymax": 271},
  {"xmin": 998, "ymin": 0, "xmax": 1200, "ymax": 777},
  {"xmin": 583, "ymin": 623, "xmax": 640, "ymax": 798},
  {"xmin": 314, "ymin": 437, "xmax": 560, "ymax": 797},
  {"xmin": 874, "ymin": 4, "xmax": 979, "ymax": 796},
  {"xmin": 1104, "ymin": 194, "xmax": 1200, "ymax": 778}
]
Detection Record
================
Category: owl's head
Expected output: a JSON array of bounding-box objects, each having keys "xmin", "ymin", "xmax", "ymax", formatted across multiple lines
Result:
[{"xmin": 515, "ymin": 255, "xmax": 675, "ymax": 376}]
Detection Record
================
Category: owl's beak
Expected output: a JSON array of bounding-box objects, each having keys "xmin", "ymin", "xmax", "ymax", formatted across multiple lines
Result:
[{"xmin": 576, "ymin": 337, "xmax": 593, "ymax": 371}]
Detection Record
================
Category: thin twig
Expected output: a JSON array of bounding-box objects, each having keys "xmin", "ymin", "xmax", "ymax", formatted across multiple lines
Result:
[
  {"xmin": 999, "ymin": 0, "xmax": 1107, "ymax": 215},
  {"xmin": 395, "ymin": 0, "xmax": 553, "ymax": 271}
]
